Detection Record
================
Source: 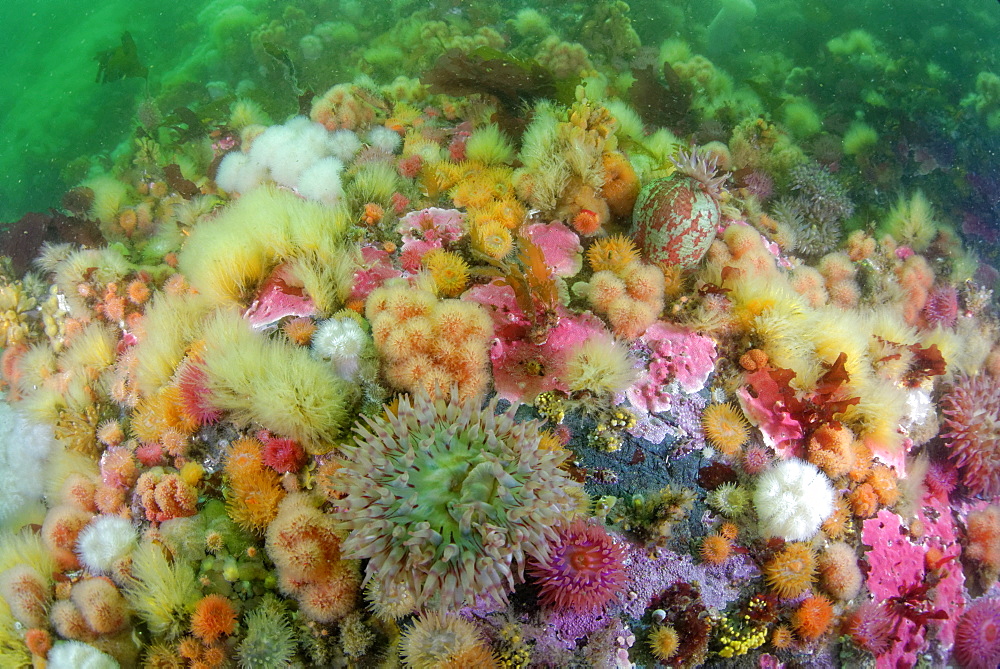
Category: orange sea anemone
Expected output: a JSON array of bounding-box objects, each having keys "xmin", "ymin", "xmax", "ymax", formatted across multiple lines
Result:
[
  {"xmin": 763, "ymin": 542, "xmax": 816, "ymax": 599},
  {"xmin": 191, "ymin": 595, "xmax": 237, "ymax": 643},
  {"xmin": 702, "ymin": 403, "xmax": 750, "ymax": 456},
  {"xmin": 791, "ymin": 595, "xmax": 835, "ymax": 641},
  {"xmin": 571, "ymin": 208, "xmax": 602, "ymax": 236},
  {"xmin": 601, "ymin": 152, "xmax": 640, "ymax": 217},
  {"xmin": 587, "ymin": 235, "xmax": 640, "ymax": 274},
  {"xmin": 700, "ymin": 534, "xmax": 732, "ymax": 565}
]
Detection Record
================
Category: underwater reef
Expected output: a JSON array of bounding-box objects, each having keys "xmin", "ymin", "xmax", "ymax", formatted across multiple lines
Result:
[{"xmin": 2, "ymin": 1, "xmax": 1000, "ymax": 667}]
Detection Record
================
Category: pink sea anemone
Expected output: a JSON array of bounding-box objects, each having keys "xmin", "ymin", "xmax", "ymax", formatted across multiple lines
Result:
[
  {"xmin": 954, "ymin": 599, "xmax": 1000, "ymax": 669},
  {"xmin": 941, "ymin": 374, "xmax": 1000, "ymax": 497},
  {"xmin": 528, "ymin": 518, "xmax": 626, "ymax": 612},
  {"xmin": 923, "ymin": 284, "xmax": 959, "ymax": 328},
  {"xmin": 844, "ymin": 601, "xmax": 894, "ymax": 656}
]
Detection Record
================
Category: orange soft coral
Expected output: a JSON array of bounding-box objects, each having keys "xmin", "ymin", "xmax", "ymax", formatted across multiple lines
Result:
[
  {"xmin": 600, "ymin": 152, "xmax": 640, "ymax": 217},
  {"xmin": 265, "ymin": 494, "xmax": 360, "ymax": 623},
  {"xmin": 966, "ymin": 505, "xmax": 1000, "ymax": 579},
  {"xmin": 367, "ymin": 283, "xmax": 493, "ymax": 400},
  {"xmin": 807, "ymin": 423, "xmax": 856, "ymax": 479},
  {"xmin": 224, "ymin": 436, "xmax": 286, "ymax": 534},
  {"xmin": 190, "ymin": 595, "xmax": 237, "ymax": 644},
  {"xmin": 136, "ymin": 471, "xmax": 198, "ymax": 522}
]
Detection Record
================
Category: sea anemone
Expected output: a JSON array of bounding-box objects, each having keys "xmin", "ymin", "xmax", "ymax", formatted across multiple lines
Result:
[
  {"xmin": 587, "ymin": 235, "xmax": 641, "ymax": 274},
  {"xmin": 422, "ymin": 248, "xmax": 470, "ymax": 298},
  {"xmin": 47, "ymin": 641, "xmax": 119, "ymax": 669},
  {"xmin": 261, "ymin": 436, "xmax": 306, "ymax": 474},
  {"xmin": 816, "ymin": 541, "xmax": 862, "ymax": 601},
  {"xmin": 843, "ymin": 601, "xmax": 894, "ymax": 656},
  {"xmin": 334, "ymin": 388, "xmax": 583, "ymax": 610},
  {"xmin": 699, "ymin": 534, "xmax": 732, "ymax": 565},
  {"xmin": 671, "ymin": 147, "xmax": 729, "ymax": 199},
  {"xmin": 790, "ymin": 594, "xmax": 835, "ymax": 641},
  {"xmin": 941, "ymin": 374, "xmax": 1000, "ymax": 497},
  {"xmin": 76, "ymin": 515, "xmax": 137, "ymax": 574},
  {"xmin": 527, "ymin": 517, "xmax": 626, "ymax": 611},
  {"xmin": 399, "ymin": 611, "xmax": 497, "ymax": 668},
  {"xmin": 753, "ymin": 459, "xmax": 835, "ymax": 541},
  {"xmin": 741, "ymin": 444, "xmax": 771, "ymax": 475},
  {"xmin": 706, "ymin": 482, "xmax": 750, "ymax": 517},
  {"xmin": 923, "ymin": 284, "xmax": 959, "ymax": 328},
  {"xmin": 237, "ymin": 595, "xmax": 296, "ymax": 668},
  {"xmin": 763, "ymin": 542, "xmax": 816, "ymax": 599},
  {"xmin": 702, "ymin": 403, "xmax": 750, "ymax": 456},
  {"xmin": 648, "ymin": 625, "xmax": 680, "ymax": 661},
  {"xmin": 953, "ymin": 598, "xmax": 1000, "ymax": 669}
]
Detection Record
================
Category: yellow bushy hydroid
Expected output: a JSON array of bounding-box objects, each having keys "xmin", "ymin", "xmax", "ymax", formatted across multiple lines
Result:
[
  {"xmin": 465, "ymin": 123, "xmax": 515, "ymax": 165},
  {"xmin": 60, "ymin": 323, "xmax": 117, "ymax": 379},
  {"xmin": 199, "ymin": 310, "xmax": 354, "ymax": 450},
  {"xmin": 178, "ymin": 185, "xmax": 350, "ymax": 306},
  {"xmin": 564, "ymin": 336, "xmax": 638, "ymax": 397},
  {"xmin": 880, "ymin": 190, "xmax": 937, "ymax": 252},
  {"xmin": 131, "ymin": 292, "xmax": 212, "ymax": 397},
  {"xmin": 123, "ymin": 541, "xmax": 200, "ymax": 639}
]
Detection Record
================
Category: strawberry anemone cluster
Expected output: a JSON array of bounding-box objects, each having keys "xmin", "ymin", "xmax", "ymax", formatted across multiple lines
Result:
[
  {"xmin": 941, "ymin": 374, "xmax": 1000, "ymax": 497},
  {"xmin": 528, "ymin": 517, "xmax": 626, "ymax": 611},
  {"xmin": 333, "ymin": 388, "xmax": 583, "ymax": 610}
]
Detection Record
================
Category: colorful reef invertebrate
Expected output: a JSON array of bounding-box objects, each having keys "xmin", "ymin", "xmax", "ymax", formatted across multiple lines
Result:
[
  {"xmin": 941, "ymin": 374, "xmax": 1000, "ymax": 497},
  {"xmin": 528, "ymin": 517, "xmax": 626, "ymax": 612},
  {"xmin": 265, "ymin": 493, "xmax": 359, "ymax": 623},
  {"xmin": 334, "ymin": 388, "xmax": 583, "ymax": 610},
  {"xmin": 763, "ymin": 542, "xmax": 817, "ymax": 599},
  {"xmin": 753, "ymin": 459, "xmax": 834, "ymax": 541},
  {"xmin": 702, "ymin": 402, "xmax": 750, "ymax": 456},
  {"xmin": 953, "ymin": 598, "xmax": 1000, "ymax": 669},
  {"xmin": 631, "ymin": 148, "xmax": 726, "ymax": 269},
  {"xmin": 399, "ymin": 610, "xmax": 497, "ymax": 668}
]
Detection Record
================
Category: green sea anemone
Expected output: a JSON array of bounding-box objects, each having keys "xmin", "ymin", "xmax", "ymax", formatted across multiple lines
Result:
[
  {"xmin": 237, "ymin": 594, "xmax": 297, "ymax": 668},
  {"xmin": 334, "ymin": 389, "xmax": 583, "ymax": 610}
]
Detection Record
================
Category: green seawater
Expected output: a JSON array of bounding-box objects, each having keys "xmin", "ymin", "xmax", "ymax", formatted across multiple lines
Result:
[{"xmin": 2, "ymin": 0, "xmax": 999, "ymax": 233}]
